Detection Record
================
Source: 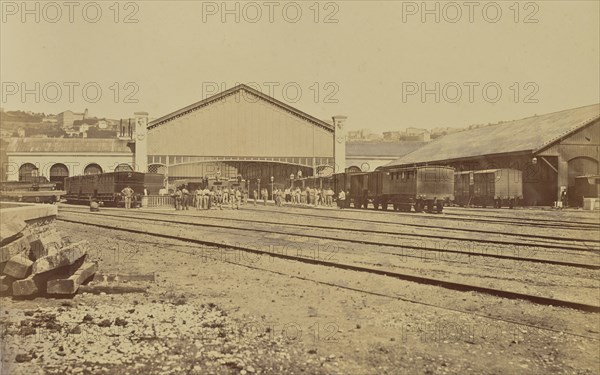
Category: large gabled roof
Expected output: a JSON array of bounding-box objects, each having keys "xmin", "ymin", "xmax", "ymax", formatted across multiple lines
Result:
[
  {"xmin": 386, "ymin": 103, "xmax": 600, "ymax": 167},
  {"xmin": 6, "ymin": 138, "xmax": 133, "ymax": 153},
  {"xmin": 148, "ymin": 84, "xmax": 334, "ymax": 132}
]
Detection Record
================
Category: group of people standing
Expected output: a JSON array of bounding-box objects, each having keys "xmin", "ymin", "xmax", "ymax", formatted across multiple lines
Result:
[
  {"xmin": 250, "ymin": 186, "xmax": 350, "ymax": 209},
  {"xmin": 173, "ymin": 185, "xmax": 244, "ymax": 210}
]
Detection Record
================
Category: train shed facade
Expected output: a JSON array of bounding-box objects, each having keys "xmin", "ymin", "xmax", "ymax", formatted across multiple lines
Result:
[
  {"xmin": 146, "ymin": 84, "xmax": 341, "ymax": 188},
  {"xmin": 386, "ymin": 104, "xmax": 600, "ymax": 206}
]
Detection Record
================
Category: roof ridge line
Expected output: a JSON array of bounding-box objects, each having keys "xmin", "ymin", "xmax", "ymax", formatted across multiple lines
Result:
[
  {"xmin": 147, "ymin": 83, "xmax": 334, "ymax": 132},
  {"xmin": 536, "ymin": 112, "xmax": 600, "ymax": 152}
]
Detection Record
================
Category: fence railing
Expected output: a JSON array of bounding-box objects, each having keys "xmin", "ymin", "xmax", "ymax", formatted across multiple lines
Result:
[{"xmin": 141, "ymin": 195, "xmax": 174, "ymax": 208}]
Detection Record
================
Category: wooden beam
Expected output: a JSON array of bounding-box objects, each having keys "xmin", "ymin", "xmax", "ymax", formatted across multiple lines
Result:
[{"xmin": 540, "ymin": 156, "xmax": 558, "ymax": 173}]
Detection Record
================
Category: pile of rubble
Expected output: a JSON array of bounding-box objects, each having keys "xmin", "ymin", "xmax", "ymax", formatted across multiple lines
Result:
[{"xmin": 0, "ymin": 219, "xmax": 96, "ymax": 297}]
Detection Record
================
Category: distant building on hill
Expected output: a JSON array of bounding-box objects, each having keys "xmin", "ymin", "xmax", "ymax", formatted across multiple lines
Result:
[
  {"xmin": 57, "ymin": 109, "xmax": 88, "ymax": 129},
  {"xmin": 383, "ymin": 128, "xmax": 430, "ymax": 142},
  {"xmin": 347, "ymin": 129, "xmax": 382, "ymax": 142}
]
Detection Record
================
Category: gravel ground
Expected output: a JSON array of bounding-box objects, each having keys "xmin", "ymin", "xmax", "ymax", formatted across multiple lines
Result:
[
  {"xmin": 1, "ymin": 207, "xmax": 599, "ymax": 375},
  {"xmin": 57, "ymin": 210, "xmax": 600, "ymax": 306},
  {"xmin": 1, "ymin": 297, "xmax": 329, "ymax": 375}
]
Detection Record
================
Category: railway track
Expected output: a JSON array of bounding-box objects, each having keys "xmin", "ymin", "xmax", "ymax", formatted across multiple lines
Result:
[
  {"xmin": 241, "ymin": 206, "xmax": 600, "ymax": 246},
  {"xmin": 60, "ymin": 204, "xmax": 599, "ymax": 248},
  {"xmin": 59, "ymin": 207, "xmax": 599, "ymax": 269},
  {"xmin": 444, "ymin": 206, "xmax": 600, "ymax": 224},
  {"xmin": 57, "ymin": 209, "xmax": 600, "ymax": 313},
  {"xmin": 441, "ymin": 209, "xmax": 600, "ymax": 229},
  {"xmin": 283, "ymin": 202, "xmax": 600, "ymax": 230},
  {"xmin": 357, "ymin": 207, "xmax": 597, "ymax": 231},
  {"xmin": 158, "ymin": 238, "xmax": 600, "ymax": 342}
]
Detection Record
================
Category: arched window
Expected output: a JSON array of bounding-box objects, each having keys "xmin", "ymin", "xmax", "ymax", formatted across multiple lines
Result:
[
  {"xmin": 49, "ymin": 164, "xmax": 69, "ymax": 179},
  {"xmin": 19, "ymin": 163, "xmax": 38, "ymax": 181},
  {"xmin": 114, "ymin": 163, "xmax": 134, "ymax": 172},
  {"xmin": 84, "ymin": 163, "xmax": 103, "ymax": 175},
  {"xmin": 49, "ymin": 163, "xmax": 69, "ymax": 189}
]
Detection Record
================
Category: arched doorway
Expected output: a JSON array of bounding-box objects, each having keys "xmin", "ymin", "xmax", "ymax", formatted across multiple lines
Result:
[
  {"xmin": 115, "ymin": 163, "xmax": 134, "ymax": 172},
  {"xmin": 49, "ymin": 163, "xmax": 69, "ymax": 190},
  {"xmin": 568, "ymin": 157, "xmax": 599, "ymax": 183},
  {"xmin": 19, "ymin": 163, "xmax": 39, "ymax": 181},
  {"xmin": 84, "ymin": 163, "xmax": 103, "ymax": 175},
  {"xmin": 568, "ymin": 156, "xmax": 599, "ymax": 206}
]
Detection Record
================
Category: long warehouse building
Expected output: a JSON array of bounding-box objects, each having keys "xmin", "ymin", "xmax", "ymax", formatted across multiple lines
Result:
[{"xmin": 386, "ymin": 103, "xmax": 600, "ymax": 206}]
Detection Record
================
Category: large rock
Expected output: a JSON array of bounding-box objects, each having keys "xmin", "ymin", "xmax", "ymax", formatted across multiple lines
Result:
[
  {"xmin": 31, "ymin": 241, "xmax": 88, "ymax": 275},
  {"xmin": 0, "ymin": 221, "xmax": 26, "ymax": 246},
  {"xmin": 2, "ymin": 251, "xmax": 33, "ymax": 279},
  {"xmin": 11, "ymin": 277, "xmax": 38, "ymax": 296},
  {"xmin": 0, "ymin": 236, "xmax": 31, "ymax": 264},
  {"xmin": 13, "ymin": 257, "xmax": 86, "ymax": 297},
  {"xmin": 29, "ymin": 230, "xmax": 64, "ymax": 260},
  {"xmin": 0, "ymin": 275, "xmax": 15, "ymax": 294},
  {"xmin": 47, "ymin": 262, "xmax": 97, "ymax": 295}
]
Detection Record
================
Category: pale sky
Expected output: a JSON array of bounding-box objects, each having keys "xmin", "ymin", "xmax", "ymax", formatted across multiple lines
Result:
[{"xmin": 1, "ymin": 0, "xmax": 599, "ymax": 132}]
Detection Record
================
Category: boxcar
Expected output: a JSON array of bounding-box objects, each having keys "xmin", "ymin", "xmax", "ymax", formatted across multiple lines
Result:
[
  {"xmin": 377, "ymin": 166, "xmax": 455, "ymax": 212},
  {"xmin": 454, "ymin": 169, "xmax": 523, "ymax": 208},
  {"xmin": 65, "ymin": 172, "xmax": 164, "ymax": 207}
]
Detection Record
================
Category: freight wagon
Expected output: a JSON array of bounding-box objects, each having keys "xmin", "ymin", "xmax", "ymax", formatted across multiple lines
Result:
[
  {"xmin": 64, "ymin": 172, "xmax": 164, "ymax": 207},
  {"xmin": 0, "ymin": 176, "xmax": 64, "ymax": 204},
  {"xmin": 370, "ymin": 166, "xmax": 455, "ymax": 212},
  {"xmin": 453, "ymin": 169, "xmax": 523, "ymax": 208},
  {"xmin": 293, "ymin": 165, "xmax": 455, "ymax": 213}
]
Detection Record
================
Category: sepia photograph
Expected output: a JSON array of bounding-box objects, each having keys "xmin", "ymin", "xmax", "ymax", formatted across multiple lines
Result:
[{"xmin": 0, "ymin": 1, "xmax": 599, "ymax": 374}]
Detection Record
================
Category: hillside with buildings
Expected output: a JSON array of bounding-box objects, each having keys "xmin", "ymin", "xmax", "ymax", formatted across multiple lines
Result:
[
  {"xmin": 346, "ymin": 121, "xmax": 508, "ymax": 143},
  {"xmin": 0, "ymin": 108, "xmax": 128, "ymax": 139}
]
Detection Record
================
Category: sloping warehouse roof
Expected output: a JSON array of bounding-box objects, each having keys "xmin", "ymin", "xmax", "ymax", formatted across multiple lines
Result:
[
  {"xmin": 387, "ymin": 103, "xmax": 600, "ymax": 167},
  {"xmin": 346, "ymin": 141, "xmax": 427, "ymax": 157},
  {"xmin": 6, "ymin": 138, "xmax": 133, "ymax": 153}
]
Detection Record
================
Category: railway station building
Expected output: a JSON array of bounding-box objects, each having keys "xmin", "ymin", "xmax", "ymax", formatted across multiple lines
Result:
[
  {"xmin": 145, "ymin": 84, "xmax": 346, "ymax": 190},
  {"xmin": 386, "ymin": 104, "xmax": 600, "ymax": 206},
  {"xmin": 4, "ymin": 138, "xmax": 136, "ymax": 188}
]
